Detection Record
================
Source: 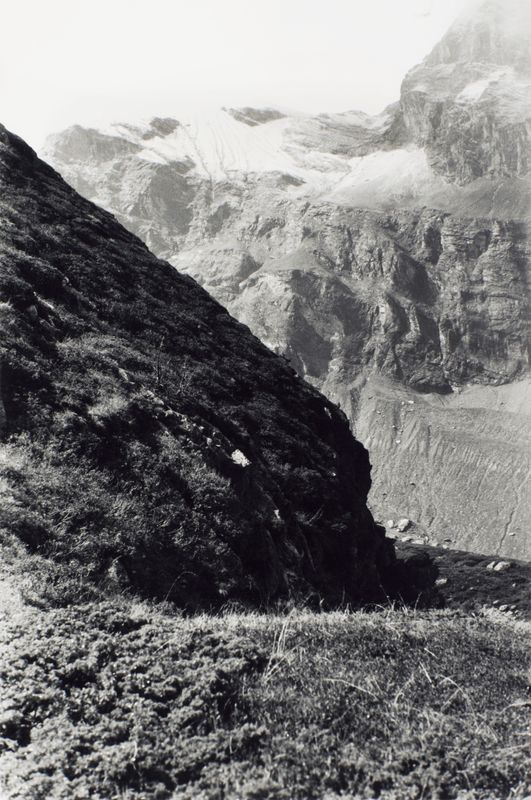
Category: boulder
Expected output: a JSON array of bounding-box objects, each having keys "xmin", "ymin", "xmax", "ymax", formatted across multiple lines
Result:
[
  {"xmin": 493, "ymin": 561, "xmax": 512, "ymax": 573},
  {"xmin": 397, "ymin": 518, "xmax": 412, "ymax": 533}
]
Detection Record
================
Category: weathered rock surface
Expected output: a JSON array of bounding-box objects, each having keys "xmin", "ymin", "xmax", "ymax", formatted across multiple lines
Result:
[
  {"xmin": 356, "ymin": 376, "xmax": 531, "ymax": 560},
  {"xmin": 0, "ymin": 124, "xmax": 397, "ymax": 608},
  {"xmin": 43, "ymin": 0, "xmax": 531, "ymax": 558},
  {"xmin": 400, "ymin": 0, "xmax": 531, "ymax": 186}
]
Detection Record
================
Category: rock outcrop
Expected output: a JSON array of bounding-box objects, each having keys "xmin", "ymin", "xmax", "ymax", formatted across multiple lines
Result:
[
  {"xmin": 400, "ymin": 0, "xmax": 531, "ymax": 185},
  {"xmin": 0, "ymin": 363, "xmax": 5, "ymax": 436},
  {"xmin": 43, "ymin": 0, "xmax": 531, "ymax": 558},
  {"xmin": 0, "ymin": 124, "xmax": 396, "ymax": 608}
]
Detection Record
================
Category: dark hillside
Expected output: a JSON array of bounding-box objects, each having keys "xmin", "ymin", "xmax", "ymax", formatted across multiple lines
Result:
[
  {"xmin": 0, "ymin": 125, "xmax": 395, "ymax": 608},
  {"xmin": 394, "ymin": 541, "xmax": 530, "ymax": 617}
]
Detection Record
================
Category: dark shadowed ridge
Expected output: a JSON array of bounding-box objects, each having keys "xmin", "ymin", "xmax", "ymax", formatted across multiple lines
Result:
[{"xmin": 0, "ymin": 124, "xmax": 399, "ymax": 609}]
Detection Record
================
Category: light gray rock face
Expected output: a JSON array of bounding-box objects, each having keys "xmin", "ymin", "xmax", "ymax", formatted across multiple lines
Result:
[
  {"xmin": 399, "ymin": 0, "xmax": 531, "ymax": 185},
  {"xmin": 355, "ymin": 376, "xmax": 531, "ymax": 560},
  {"xmin": 0, "ymin": 364, "xmax": 5, "ymax": 435},
  {"xmin": 43, "ymin": 0, "xmax": 531, "ymax": 558}
]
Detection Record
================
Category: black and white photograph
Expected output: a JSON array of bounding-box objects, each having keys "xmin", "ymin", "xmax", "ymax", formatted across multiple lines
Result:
[{"xmin": 0, "ymin": 0, "xmax": 529, "ymax": 797}]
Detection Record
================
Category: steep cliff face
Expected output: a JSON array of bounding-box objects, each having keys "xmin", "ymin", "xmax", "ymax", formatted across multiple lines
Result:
[
  {"xmin": 399, "ymin": 0, "xmax": 531, "ymax": 185},
  {"xmin": 0, "ymin": 124, "xmax": 398, "ymax": 608},
  {"xmin": 43, "ymin": 0, "xmax": 530, "ymax": 558},
  {"xmin": 183, "ymin": 202, "xmax": 529, "ymax": 395}
]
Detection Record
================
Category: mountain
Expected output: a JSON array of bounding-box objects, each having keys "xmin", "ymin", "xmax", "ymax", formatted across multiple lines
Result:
[
  {"xmin": 400, "ymin": 0, "xmax": 531, "ymax": 190},
  {"xmin": 0, "ymin": 123, "xmax": 402, "ymax": 609},
  {"xmin": 43, "ymin": 0, "xmax": 531, "ymax": 559},
  {"xmin": 43, "ymin": 0, "xmax": 531, "ymax": 221}
]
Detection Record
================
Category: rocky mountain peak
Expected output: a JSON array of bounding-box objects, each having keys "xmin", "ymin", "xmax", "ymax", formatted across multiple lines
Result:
[
  {"xmin": 224, "ymin": 107, "xmax": 288, "ymax": 126},
  {"xmin": 424, "ymin": 0, "xmax": 531, "ymax": 72},
  {"xmin": 142, "ymin": 117, "xmax": 181, "ymax": 138},
  {"xmin": 399, "ymin": 0, "xmax": 531, "ymax": 184}
]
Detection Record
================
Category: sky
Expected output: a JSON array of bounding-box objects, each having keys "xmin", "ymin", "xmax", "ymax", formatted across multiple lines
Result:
[{"xmin": 1, "ymin": 0, "xmax": 474, "ymax": 151}]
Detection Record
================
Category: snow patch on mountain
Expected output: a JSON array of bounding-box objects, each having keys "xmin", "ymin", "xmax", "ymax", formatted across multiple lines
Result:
[
  {"xmin": 327, "ymin": 148, "xmax": 431, "ymax": 197},
  {"xmin": 78, "ymin": 106, "xmax": 401, "ymax": 194},
  {"xmin": 456, "ymin": 69, "xmax": 510, "ymax": 103},
  {"xmin": 97, "ymin": 110, "xmax": 343, "ymax": 184}
]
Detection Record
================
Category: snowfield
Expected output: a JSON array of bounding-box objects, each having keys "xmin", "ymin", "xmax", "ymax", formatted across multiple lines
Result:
[
  {"xmin": 92, "ymin": 108, "xmax": 453, "ymax": 208},
  {"xmin": 101, "ymin": 109, "xmax": 352, "ymax": 185}
]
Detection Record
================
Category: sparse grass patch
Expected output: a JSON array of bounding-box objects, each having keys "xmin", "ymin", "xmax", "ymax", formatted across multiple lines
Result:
[{"xmin": 229, "ymin": 609, "xmax": 530, "ymax": 799}]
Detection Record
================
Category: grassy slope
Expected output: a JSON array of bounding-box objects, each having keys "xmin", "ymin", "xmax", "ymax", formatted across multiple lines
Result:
[
  {"xmin": 0, "ymin": 124, "xmax": 394, "ymax": 608},
  {"xmin": 0, "ymin": 579, "xmax": 529, "ymax": 800},
  {"xmin": 1, "ymin": 127, "xmax": 529, "ymax": 799}
]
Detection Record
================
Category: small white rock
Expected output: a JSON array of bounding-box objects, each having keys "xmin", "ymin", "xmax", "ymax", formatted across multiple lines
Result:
[
  {"xmin": 493, "ymin": 561, "xmax": 511, "ymax": 573},
  {"xmin": 435, "ymin": 577, "xmax": 448, "ymax": 587},
  {"xmin": 387, "ymin": 519, "xmax": 396, "ymax": 529},
  {"xmin": 397, "ymin": 518, "xmax": 411, "ymax": 532},
  {"xmin": 231, "ymin": 449, "xmax": 251, "ymax": 467},
  {"xmin": 486, "ymin": 561, "xmax": 497, "ymax": 570}
]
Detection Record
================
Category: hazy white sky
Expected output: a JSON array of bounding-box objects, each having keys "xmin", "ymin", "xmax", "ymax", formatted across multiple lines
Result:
[{"xmin": 1, "ymin": 0, "xmax": 473, "ymax": 150}]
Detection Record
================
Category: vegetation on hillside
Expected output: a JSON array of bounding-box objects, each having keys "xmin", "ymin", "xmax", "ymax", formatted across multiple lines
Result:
[
  {"xmin": 0, "ymin": 597, "xmax": 529, "ymax": 799},
  {"xmin": 0, "ymin": 125, "xmax": 397, "ymax": 608}
]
